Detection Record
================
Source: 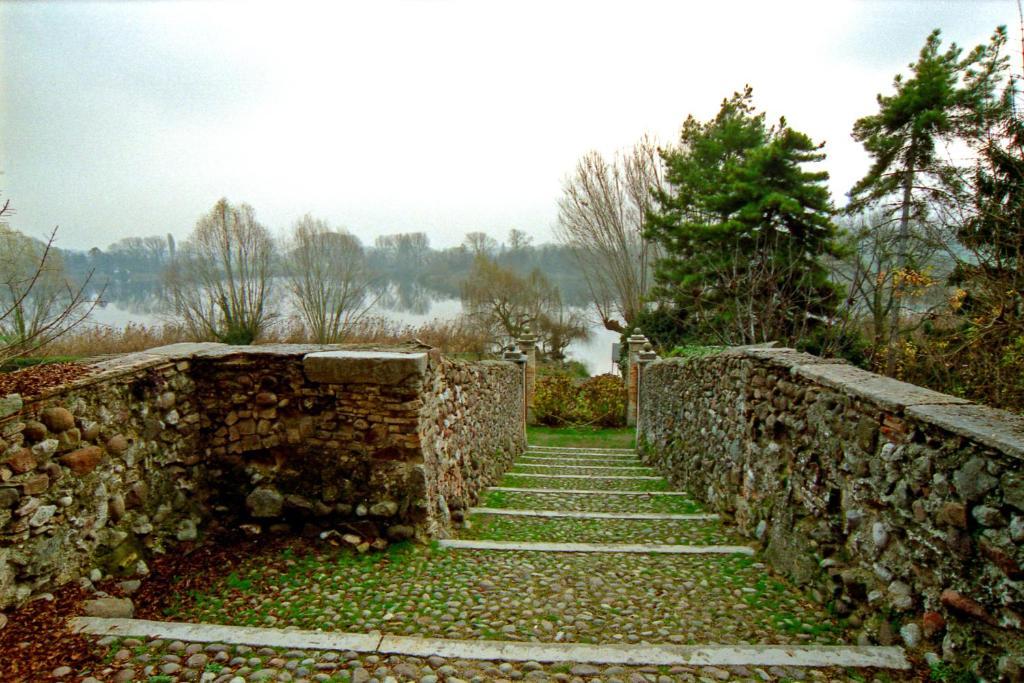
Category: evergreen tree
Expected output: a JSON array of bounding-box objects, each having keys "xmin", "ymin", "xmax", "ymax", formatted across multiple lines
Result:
[
  {"xmin": 646, "ymin": 87, "xmax": 840, "ymax": 346},
  {"xmin": 847, "ymin": 29, "xmax": 993, "ymax": 373}
]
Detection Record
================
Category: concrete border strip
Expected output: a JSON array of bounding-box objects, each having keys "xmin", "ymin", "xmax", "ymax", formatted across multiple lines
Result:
[
  {"xmin": 378, "ymin": 637, "xmax": 911, "ymax": 669},
  {"xmin": 521, "ymin": 454, "xmax": 641, "ymax": 462},
  {"xmin": 468, "ymin": 507, "xmax": 718, "ymax": 521},
  {"xmin": 72, "ymin": 618, "xmax": 909, "ymax": 669},
  {"xmin": 513, "ymin": 463, "xmax": 653, "ymax": 471},
  {"xmin": 488, "ymin": 487, "xmax": 692, "ymax": 496},
  {"xmin": 71, "ymin": 617, "xmax": 382, "ymax": 651},
  {"xmin": 505, "ymin": 473, "xmax": 662, "ymax": 480},
  {"xmin": 528, "ymin": 447, "xmax": 636, "ymax": 454},
  {"xmin": 437, "ymin": 539, "xmax": 754, "ymax": 554}
]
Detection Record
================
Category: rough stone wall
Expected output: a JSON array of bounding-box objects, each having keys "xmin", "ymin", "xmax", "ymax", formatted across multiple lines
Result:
[
  {"xmin": 0, "ymin": 346, "xmax": 204, "ymax": 610},
  {"xmin": 419, "ymin": 358, "xmax": 525, "ymax": 534},
  {"xmin": 638, "ymin": 347, "xmax": 1024, "ymax": 674},
  {"xmin": 0, "ymin": 343, "xmax": 523, "ymax": 608}
]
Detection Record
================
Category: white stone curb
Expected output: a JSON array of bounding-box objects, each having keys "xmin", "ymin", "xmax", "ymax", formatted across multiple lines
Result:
[
  {"xmin": 437, "ymin": 539, "xmax": 754, "ymax": 554},
  {"xmin": 72, "ymin": 617, "xmax": 381, "ymax": 651},
  {"xmin": 524, "ymin": 452, "xmax": 639, "ymax": 460},
  {"xmin": 488, "ymin": 487, "xmax": 693, "ymax": 496},
  {"xmin": 521, "ymin": 455, "xmax": 643, "ymax": 462},
  {"xmin": 506, "ymin": 473, "xmax": 663, "ymax": 480},
  {"xmin": 512, "ymin": 463, "xmax": 654, "ymax": 471},
  {"xmin": 528, "ymin": 446, "xmax": 636, "ymax": 454},
  {"xmin": 468, "ymin": 507, "xmax": 719, "ymax": 521},
  {"xmin": 72, "ymin": 618, "xmax": 910, "ymax": 669}
]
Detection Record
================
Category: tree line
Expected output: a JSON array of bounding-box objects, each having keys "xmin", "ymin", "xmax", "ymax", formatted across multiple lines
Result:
[{"xmin": 559, "ymin": 26, "xmax": 1024, "ymax": 411}]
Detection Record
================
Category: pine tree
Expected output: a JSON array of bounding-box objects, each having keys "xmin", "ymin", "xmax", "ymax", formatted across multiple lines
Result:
[{"xmin": 646, "ymin": 87, "xmax": 839, "ymax": 346}]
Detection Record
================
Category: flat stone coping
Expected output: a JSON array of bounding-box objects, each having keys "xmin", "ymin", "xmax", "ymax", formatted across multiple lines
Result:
[
  {"xmin": 488, "ymin": 487, "xmax": 693, "ymax": 496},
  {"xmin": 72, "ymin": 618, "xmax": 909, "ymax": 669},
  {"xmin": 513, "ymin": 463, "xmax": 653, "ymax": 471},
  {"xmin": 908, "ymin": 402, "xmax": 1024, "ymax": 460},
  {"xmin": 507, "ymin": 473, "xmax": 663, "ymax": 480},
  {"xmin": 303, "ymin": 350, "xmax": 428, "ymax": 385},
  {"xmin": 438, "ymin": 540, "xmax": 754, "ymax": 555},
  {"xmin": 468, "ymin": 507, "xmax": 719, "ymax": 521}
]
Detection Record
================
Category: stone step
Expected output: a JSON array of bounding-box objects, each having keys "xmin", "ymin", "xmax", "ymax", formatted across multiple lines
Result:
[
  {"xmin": 487, "ymin": 486, "xmax": 692, "ymax": 496},
  {"xmin": 528, "ymin": 446, "xmax": 636, "ymax": 454},
  {"xmin": 525, "ymin": 451, "xmax": 639, "ymax": 459},
  {"xmin": 511, "ymin": 463, "xmax": 654, "ymax": 472},
  {"xmin": 438, "ymin": 539, "xmax": 754, "ymax": 555},
  {"xmin": 503, "ymin": 472, "xmax": 663, "ymax": 480},
  {"xmin": 467, "ymin": 507, "xmax": 718, "ymax": 521},
  {"xmin": 520, "ymin": 455, "xmax": 644, "ymax": 464},
  {"xmin": 73, "ymin": 617, "xmax": 911, "ymax": 669}
]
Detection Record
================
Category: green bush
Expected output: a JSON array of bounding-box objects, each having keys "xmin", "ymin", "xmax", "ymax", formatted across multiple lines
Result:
[{"xmin": 534, "ymin": 372, "xmax": 625, "ymax": 427}]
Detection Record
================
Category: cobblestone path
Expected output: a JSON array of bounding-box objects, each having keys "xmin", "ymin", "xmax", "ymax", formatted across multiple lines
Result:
[{"xmin": 72, "ymin": 439, "xmax": 916, "ymax": 682}]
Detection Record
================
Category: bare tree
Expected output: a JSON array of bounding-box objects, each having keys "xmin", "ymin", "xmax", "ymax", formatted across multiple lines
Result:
[
  {"xmin": 165, "ymin": 198, "xmax": 276, "ymax": 344},
  {"xmin": 284, "ymin": 214, "xmax": 377, "ymax": 343},
  {"xmin": 460, "ymin": 255, "xmax": 589, "ymax": 356},
  {"xmin": 463, "ymin": 231, "xmax": 499, "ymax": 256},
  {"xmin": 556, "ymin": 135, "xmax": 664, "ymax": 333},
  {"xmin": 0, "ymin": 198, "xmax": 100, "ymax": 362}
]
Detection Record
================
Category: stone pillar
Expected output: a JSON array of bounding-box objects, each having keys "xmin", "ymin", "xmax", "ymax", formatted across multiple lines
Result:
[
  {"xmin": 517, "ymin": 327, "xmax": 538, "ymax": 425},
  {"xmin": 503, "ymin": 345, "xmax": 528, "ymax": 444},
  {"xmin": 626, "ymin": 328, "xmax": 649, "ymax": 427},
  {"xmin": 636, "ymin": 342, "xmax": 658, "ymax": 444}
]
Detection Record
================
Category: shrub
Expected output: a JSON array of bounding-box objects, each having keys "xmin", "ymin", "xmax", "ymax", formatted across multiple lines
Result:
[{"xmin": 534, "ymin": 372, "xmax": 625, "ymax": 427}]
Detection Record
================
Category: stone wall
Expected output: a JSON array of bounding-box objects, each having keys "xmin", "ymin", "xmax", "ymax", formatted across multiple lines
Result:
[
  {"xmin": 638, "ymin": 346, "xmax": 1024, "ymax": 676},
  {"xmin": 0, "ymin": 343, "xmax": 523, "ymax": 609}
]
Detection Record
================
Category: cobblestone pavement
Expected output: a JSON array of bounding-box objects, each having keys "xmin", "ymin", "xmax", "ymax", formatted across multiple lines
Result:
[{"xmin": 70, "ymin": 441, "xmax": 918, "ymax": 682}]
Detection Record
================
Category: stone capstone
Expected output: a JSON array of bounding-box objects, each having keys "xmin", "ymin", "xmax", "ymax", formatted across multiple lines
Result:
[{"xmin": 303, "ymin": 351, "xmax": 428, "ymax": 386}]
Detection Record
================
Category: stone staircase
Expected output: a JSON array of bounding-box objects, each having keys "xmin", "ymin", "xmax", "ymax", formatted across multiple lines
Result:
[{"xmin": 71, "ymin": 439, "xmax": 914, "ymax": 682}]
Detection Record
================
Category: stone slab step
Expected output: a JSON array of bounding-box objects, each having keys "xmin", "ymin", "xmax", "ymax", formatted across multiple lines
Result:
[
  {"xmin": 438, "ymin": 539, "xmax": 754, "ymax": 555},
  {"xmin": 512, "ymin": 463, "xmax": 654, "ymax": 471},
  {"xmin": 520, "ymin": 455, "xmax": 643, "ymax": 464},
  {"xmin": 528, "ymin": 446, "xmax": 636, "ymax": 454},
  {"xmin": 73, "ymin": 618, "xmax": 909, "ymax": 669},
  {"xmin": 525, "ymin": 451, "xmax": 639, "ymax": 459},
  {"xmin": 488, "ymin": 486, "xmax": 692, "ymax": 496},
  {"xmin": 468, "ymin": 507, "xmax": 718, "ymax": 521},
  {"xmin": 504, "ymin": 473, "xmax": 663, "ymax": 480}
]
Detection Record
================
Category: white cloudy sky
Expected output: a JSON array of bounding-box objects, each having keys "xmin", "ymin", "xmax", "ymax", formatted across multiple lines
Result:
[{"xmin": 0, "ymin": 0, "xmax": 1017, "ymax": 251}]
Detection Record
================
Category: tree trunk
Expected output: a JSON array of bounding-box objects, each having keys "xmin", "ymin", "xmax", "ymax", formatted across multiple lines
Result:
[{"xmin": 886, "ymin": 157, "xmax": 916, "ymax": 376}]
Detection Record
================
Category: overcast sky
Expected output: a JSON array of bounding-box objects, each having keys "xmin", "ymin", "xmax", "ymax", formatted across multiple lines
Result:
[{"xmin": 0, "ymin": 0, "xmax": 1017, "ymax": 251}]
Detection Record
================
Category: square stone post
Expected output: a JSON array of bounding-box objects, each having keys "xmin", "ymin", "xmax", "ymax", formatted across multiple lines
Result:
[
  {"xmin": 626, "ymin": 329, "xmax": 649, "ymax": 427},
  {"xmin": 636, "ymin": 342, "xmax": 658, "ymax": 445},
  {"xmin": 503, "ymin": 345, "xmax": 528, "ymax": 444},
  {"xmin": 517, "ymin": 327, "xmax": 538, "ymax": 425}
]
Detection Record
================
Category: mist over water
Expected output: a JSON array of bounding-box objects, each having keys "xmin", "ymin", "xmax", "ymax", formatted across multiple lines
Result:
[{"xmin": 88, "ymin": 289, "xmax": 620, "ymax": 376}]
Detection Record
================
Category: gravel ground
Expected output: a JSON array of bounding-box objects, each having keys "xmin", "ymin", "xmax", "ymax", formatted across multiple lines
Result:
[
  {"xmin": 166, "ymin": 546, "xmax": 844, "ymax": 647},
  {"xmin": 499, "ymin": 475, "xmax": 670, "ymax": 492},
  {"xmin": 70, "ymin": 440, "xmax": 920, "ymax": 682},
  {"xmin": 479, "ymin": 490, "xmax": 705, "ymax": 515},
  {"xmin": 74, "ymin": 636, "xmax": 919, "ymax": 682},
  {"xmin": 461, "ymin": 516, "xmax": 738, "ymax": 545}
]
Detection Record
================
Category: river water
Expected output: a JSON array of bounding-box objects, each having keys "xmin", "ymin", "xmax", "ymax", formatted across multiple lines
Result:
[{"xmin": 87, "ymin": 295, "xmax": 621, "ymax": 376}]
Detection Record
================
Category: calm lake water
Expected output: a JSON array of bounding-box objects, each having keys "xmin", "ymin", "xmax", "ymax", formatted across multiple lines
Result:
[{"xmin": 87, "ymin": 295, "xmax": 621, "ymax": 376}]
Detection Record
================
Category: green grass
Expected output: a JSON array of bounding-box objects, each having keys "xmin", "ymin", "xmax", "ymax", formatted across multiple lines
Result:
[{"xmin": 527, "ymin": 425, "xmax": 635, "ymax": 449}]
